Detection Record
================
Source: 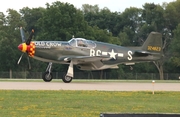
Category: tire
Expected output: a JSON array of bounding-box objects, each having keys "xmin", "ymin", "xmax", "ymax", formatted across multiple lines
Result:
[
  {"xmin": 42, "ymin": 71, "xmax": 53, "ymax": 82},
  {"xmin": 62, "ymin": 75, "xmax": 72, "ymax": 83}
]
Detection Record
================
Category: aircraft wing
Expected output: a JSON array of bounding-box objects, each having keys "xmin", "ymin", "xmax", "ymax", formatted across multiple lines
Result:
[
  {"xmin": 63, "ymin": 56, "xmax": 111, "ymax": 64},
  {"xmin": 61, "ymin": 56, "xmax": 118, "ymax": 70}
]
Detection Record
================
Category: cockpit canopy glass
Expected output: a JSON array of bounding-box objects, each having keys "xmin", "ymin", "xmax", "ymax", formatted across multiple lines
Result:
[{"xmin": 69, "ymin": 38, "xmax": 96, "ymax": 48}]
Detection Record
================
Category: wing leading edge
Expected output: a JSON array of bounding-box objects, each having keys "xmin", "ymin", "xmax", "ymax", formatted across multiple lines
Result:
[{"xmin": 62, "ymin": 56, "xmax": 118, "ymax": 70}]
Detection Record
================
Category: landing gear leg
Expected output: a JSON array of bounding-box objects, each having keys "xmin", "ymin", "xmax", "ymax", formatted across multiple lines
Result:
[
  {"xmin": 62, "ymin": 61, "xmax": 73, "ymax": 83},
  {"xmin": 42, "ymin": 62, "xmax": 53, "ymax": 82}
]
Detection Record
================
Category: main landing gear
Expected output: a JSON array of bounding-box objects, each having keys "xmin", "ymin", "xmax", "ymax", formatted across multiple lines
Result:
[
  {"xmin": 42, "ymin": 61, "xmax": 74, "ymax": 83},
  {"xmin": 63, "ymin": 61, "xmax": 73, "ymax": 83}
]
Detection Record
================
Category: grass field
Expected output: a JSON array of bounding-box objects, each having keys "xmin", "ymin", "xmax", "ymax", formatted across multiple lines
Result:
[{"xmin": 0, "ymin": 90, "xmax": 180, "ymax": 117}]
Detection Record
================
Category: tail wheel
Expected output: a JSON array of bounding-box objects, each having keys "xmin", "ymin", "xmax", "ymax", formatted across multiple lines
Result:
[
  {"xmin": 42, "ymin": 71, "xmax": 53, "ymax": 82},
  {"xmin": 62, "ymin": 75, "xmax": 72, "ymax": 83}
]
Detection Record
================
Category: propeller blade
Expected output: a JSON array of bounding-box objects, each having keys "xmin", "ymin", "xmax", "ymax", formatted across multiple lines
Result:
[
  {"xmin": 27, "ymin": 56, "xmax": 31, "ymax": 69},
  {"xmin": 26, "ymin": 29, "xmax": 34, "ymax": 45},
  {"xmin": 17, "ymin": 53, "xmax": 24, "ymax": 65},
  {"xmin": 20, "ymin": 27, "xmax": 26, "ymax": 43}
]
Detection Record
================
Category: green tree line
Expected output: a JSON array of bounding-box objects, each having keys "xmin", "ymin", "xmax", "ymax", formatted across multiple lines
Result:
[{"xmin": 0, "ymin": 0, "xmax": 180, "ymax": 80}]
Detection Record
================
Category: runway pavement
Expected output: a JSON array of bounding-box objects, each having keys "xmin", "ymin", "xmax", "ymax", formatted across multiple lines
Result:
[{"xmin": 0, "ymin": 81, "xmax": 179, "ymax": 91}]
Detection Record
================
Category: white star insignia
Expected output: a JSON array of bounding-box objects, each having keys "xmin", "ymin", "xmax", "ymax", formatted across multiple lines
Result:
[{"xmin": 108, "ymin": 49, "xmax": 117, "ymax": 59}]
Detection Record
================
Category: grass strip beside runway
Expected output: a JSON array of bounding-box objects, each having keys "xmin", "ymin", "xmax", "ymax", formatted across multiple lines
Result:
[{"xmin": 0, "ymin": 90, "xmax": 179, "ymax": 117}]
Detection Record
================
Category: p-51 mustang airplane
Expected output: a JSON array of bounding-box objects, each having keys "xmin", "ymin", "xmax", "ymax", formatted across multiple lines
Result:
[{"xmin": 17, "ymin": 27, "xmax": 163, "ymax": 83}]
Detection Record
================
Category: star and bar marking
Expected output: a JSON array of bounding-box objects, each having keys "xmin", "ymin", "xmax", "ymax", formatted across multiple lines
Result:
[{"xmin": 90, "ymin": 49, "xmax": 124, "ymax": 59}]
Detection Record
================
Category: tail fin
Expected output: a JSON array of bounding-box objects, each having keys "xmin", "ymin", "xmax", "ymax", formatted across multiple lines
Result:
[{"xmin": 141, "ymin": 32, "xmax": 163, "ymax": 55}]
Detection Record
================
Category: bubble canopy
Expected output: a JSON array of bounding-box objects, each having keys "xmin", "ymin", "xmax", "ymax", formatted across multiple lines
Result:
[{"xmin": 68, "ymin": 38, "xmax": 96, "ymax": 48}]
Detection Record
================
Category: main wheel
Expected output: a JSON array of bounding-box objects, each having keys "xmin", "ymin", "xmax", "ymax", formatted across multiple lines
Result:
[
  {"xmin": 62, "ymin": 75, "xmax": 72, "ymax": 83},
  {"xmin": 42, "ymin": 71, "xmax": 53, "ymax": 82}
]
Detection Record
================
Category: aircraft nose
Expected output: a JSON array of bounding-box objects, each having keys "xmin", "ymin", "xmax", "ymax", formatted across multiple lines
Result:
[
  {"xmin": 17, "ymin": 42, "xmax": 36, "ymax": 57},
  {"xmin": 18, "ymin": 43, "xmax": 27, "ymax": 53},
  {"xmin": 18, "ymin": 44, "xmax": 23, "ymax": 51}
]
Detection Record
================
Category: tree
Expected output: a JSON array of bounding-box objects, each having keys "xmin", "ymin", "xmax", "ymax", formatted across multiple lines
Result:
[
  {"xmin": 118, "ymin": 7, "xmax": 143, "ymax": 46},
  {"xmin": 82, "ymin": 4, "xmax": 100, "ymax": 14},
  {"xmin": 141, "ymin": 3, "xmax": 172, "ymax": 80},
  {"xmin": 164, "ymin": 0, "xmax": 180, "ymax": 32},
  {"xmin": 0, "ymin": 12, "xmax": 6, "ymax": 42},
  {"xmin": 169, "ymin": 24, "xmax": 180, "ymax": 66},
  {"xmin": 82, "ymin": 4, "xmax": 122, "ymax": 36},
  {"xmin": 20, "ymin": 7, "xmax": 45, "ymax": 34},
  {"xmin": 0, "ymin": 9, "xmax": 26, "ymax": 72},
  {"xmin": 37, "ymin": 1, "xmax": 89, "ymax": 41}
]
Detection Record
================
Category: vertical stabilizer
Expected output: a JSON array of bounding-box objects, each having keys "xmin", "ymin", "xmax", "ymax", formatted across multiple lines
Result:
[{"xmin": 142, "ymin": 32, "xmax": 163, "ymax": 55}]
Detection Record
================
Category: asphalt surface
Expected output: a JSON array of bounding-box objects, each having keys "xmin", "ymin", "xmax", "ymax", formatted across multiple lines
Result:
[{"xmin": 0, "ymin": 81, "xmax": 179, "ymax": 91}]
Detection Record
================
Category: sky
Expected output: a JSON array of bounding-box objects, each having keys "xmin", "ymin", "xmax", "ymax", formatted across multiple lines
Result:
[{"xmin": 0, "ymin": 0, "xmax": 175, "ymax": 14}]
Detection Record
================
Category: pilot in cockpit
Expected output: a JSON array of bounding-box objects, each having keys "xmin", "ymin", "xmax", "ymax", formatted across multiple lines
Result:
[{"xmin": 78, "ymin": 40, "xmax": 87, "ymax": 47}]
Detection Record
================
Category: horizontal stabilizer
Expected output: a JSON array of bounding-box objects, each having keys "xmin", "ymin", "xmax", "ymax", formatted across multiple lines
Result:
[
  {"xmin": 125, "ymin": 63, "xmax": 135, "ymax": 65},
  {"xmin": 134, "ymin": 50, "xmax": 151, "ymax": 56},
  {"xmin": 110, "ymin": 66, "xmax": 119, "ymax": 69}
]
